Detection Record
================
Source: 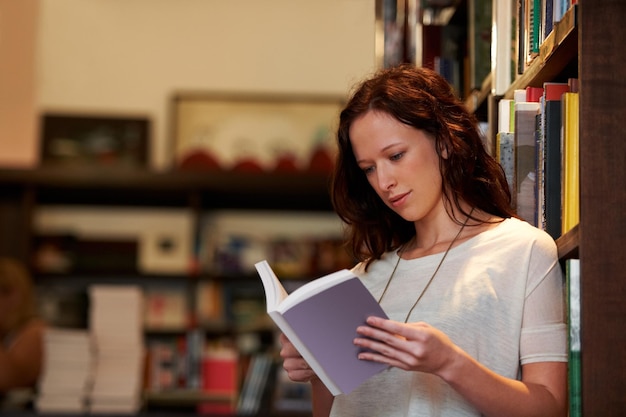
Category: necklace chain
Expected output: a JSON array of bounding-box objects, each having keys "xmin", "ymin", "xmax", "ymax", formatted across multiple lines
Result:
[{"xmin": 377, "ymin": 208, "xmax": 474, "ymax": 323}]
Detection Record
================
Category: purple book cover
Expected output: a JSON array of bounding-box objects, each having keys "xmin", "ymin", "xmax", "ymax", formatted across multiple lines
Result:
[{"xmin": 281, "ymin": 277, "xmax": 389, "ymax": 395}]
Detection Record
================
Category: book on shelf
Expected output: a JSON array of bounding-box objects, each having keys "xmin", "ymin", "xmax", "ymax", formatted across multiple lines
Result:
[
  {"xmin": 541, "ymin": 82, "xmax": 571, "ymax": 239},
  {"xmin": 526, "ymin": 0, "xmax": 542, "ymax": 64},
  {"xmin": 553, "ymin": 0, "xmax": 573, "ymax": 25},
  {"xmin": 561, "ymin": 91, "xmax": 579, "ymax": 234},
  {"xmin": 254, "ymin": 260, "xmax": 389, "ymax": 396},
  {"xmin": 145, "ymin": 340, "xmax": 178, "ymax": 392},
  {"xmin": 237, "ymin": 352, "xmax": 273, "ymax": 415},
  {"xmin": 533, "ymin": 110, "xmax": 542, "ymax": 229},
  {"xmin": 196, "ymin": 280, "xmax": 225, "ymax": 326},
  {"xmin": 197, "ymin": 346, "xmax": 239, "ymax": 414},
  {"xmin": 516, "ymin": 0, "xmax": 526, "ymax": 74},
  {"xmin": 541, "ymin": 0, "xmax": 554, "ymax": 40},
  {"xmin": 144, "ymin": 286, "xmax": 188, "ymax": 330},
  {"xmin": 514, "ymin": 94, "xmax": 541, "ymax": 225},
  {"xmin": 497, "ymin": 131, "xmax": 515, "ymax": 203},
  {"xmin": 496, "ymin": 98, "xmax": 515, "ymax": 202},
  {"xmin": 565, "ymin": 258, "xmax": 581, "ymax": 417}
]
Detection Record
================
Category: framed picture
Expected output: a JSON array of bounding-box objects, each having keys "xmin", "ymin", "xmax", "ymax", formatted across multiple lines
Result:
[
  {"xmin": 40, "ymin": 113, "xmax": 150, "ymax": 169},
  {"xmin": 170, "ymin": 93, "xmax": 344, "ymax": 173}
]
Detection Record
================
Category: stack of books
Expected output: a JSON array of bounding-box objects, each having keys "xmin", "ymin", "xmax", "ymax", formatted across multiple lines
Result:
[
  {"xmin": 88, "ymin": 285, "xmax": 145, "ymax": 414},
  {"xmin": 36, "ymin": 328, "xmax": 94, "ymax": 413}
]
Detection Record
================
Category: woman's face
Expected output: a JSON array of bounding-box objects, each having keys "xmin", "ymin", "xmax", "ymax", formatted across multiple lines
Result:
[{"xmin": 349, "ymin": 110, "xmax": 444, "ymax": 223}]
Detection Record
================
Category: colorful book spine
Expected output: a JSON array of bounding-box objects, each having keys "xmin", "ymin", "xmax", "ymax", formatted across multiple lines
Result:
[
  {"xmin": 497, "ymin": 132, "xmax": 516, "ymax": 201},
  {"xmin": 497, "ymin": 98, "xmax": 516, "ymax": 205},
  {"xmin": 528, "ymin": 0, "xmax": 542, "ymax": 59},
  {"xmin": 566, "ymin": 258, "xmax": 582, "ymax": 417},
  {"xmin": 561, "ymin": 92, "xmax": 579, "ymax": 234},
  {"xmin": 514, "ymin": 88, "xmax": 541, "ymax": 226},
  {"xmin": 542, "ymin": 82, "xmax": 570, "ymax": 239}
]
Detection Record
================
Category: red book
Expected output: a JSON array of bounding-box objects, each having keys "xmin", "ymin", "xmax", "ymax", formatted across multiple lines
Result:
[
  {"xmin": 526, "ymin": 86, "xmax": 544, "ymax": 102},
  {"xmin": 543, "ymin": 82, "xmax": 570, "ymax": 101},
  {"xmin": 201, "ymin": 348, "xmax": 238, "ymax": 395}
]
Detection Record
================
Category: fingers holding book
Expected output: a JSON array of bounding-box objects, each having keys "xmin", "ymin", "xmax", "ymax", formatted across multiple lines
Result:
[{"xmin": 279, "ymin": 332, "xmax": 318, "ymax": 383}]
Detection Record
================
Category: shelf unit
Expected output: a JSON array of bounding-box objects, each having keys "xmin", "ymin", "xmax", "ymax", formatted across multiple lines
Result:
[
  {"xmin": 468, "ymin": 1, "xmax": 624, "ymax": 414},
  {"xmin": 0, "ymin": 167, "xmax": 333, "ymax": 261},
  {"xmin": 0, "ymin": 167, "xmax": 332, "ymax": 416},
  {"xmin": 442, "ymin": 0, "xmax": 624, "ymax": 413}
]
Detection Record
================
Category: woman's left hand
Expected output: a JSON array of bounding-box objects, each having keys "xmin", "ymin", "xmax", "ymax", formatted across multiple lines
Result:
[{"xmin": 354, "ymin": 316, "xmax": 461, "ymax": 378}]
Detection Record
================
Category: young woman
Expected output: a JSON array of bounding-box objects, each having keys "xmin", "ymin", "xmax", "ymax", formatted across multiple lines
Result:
[
  {"xmin": 279, "ymin": 65, "xmax": 567, "ymax": 417},
  {"xmin": 0, "ymin": 257, "xmax": 45, "ymax": 394}
]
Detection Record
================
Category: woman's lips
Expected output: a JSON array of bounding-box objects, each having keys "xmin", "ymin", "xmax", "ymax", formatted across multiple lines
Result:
[{"xmin": 389, "ymin": 192, "xmax": 409, "ymax": 207}]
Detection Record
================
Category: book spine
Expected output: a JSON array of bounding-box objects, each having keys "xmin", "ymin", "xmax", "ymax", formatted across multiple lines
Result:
[
  {"xmin": 528, "ymin": 0, "xmax": 542, "ymax": 59},
  {"xmin": 566, "ymin": 259, "xmax": 582, "ymax": 417},
  {"xmin": 517, "ymin": 0, "xmax": 526, "ymax": 74},
  {"xmin": 543, "ymin": 99, "xmax": 563, "ymax": 240},
  {"xmin": 514, "ymin": 101, "xmax": 541, "ymax": 225},
  {"xmin": 534, "ymin": 111, "xmax": 544, "ymax": 229},
  {"xmin": 497, "ymin": 132, "xmax": 516, "ymax": 202},
  {"xmin": 561, "ymin": 92, "xmax": 579, "ymax": 234}
]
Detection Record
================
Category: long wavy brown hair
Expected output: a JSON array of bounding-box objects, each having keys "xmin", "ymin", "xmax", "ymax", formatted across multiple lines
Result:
[{"xmin": 331, "ymin": 64, "xmax": 515, "ymax": 267}]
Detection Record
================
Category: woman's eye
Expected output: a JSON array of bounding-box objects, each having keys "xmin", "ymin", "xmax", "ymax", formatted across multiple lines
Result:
[
  {"xmin": 390, "ymin": 152, "xmax": 404, "ymax": 161},
  {"xmin": 362, "ymin": 166, "xmax": 374, "ymax": 175}
]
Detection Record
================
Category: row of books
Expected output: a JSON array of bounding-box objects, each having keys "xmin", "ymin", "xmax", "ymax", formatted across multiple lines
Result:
[
  {"xmin": 427, "ymin": 0, "xmax": 578, "ymax": 100},
  {"xmin": 197, "ymin": 210, "xmax": 350, "ymax": 278},
  {"xmin": 492, "ymin": 0, "xmax": 577, "ymax": 96},
  {"xmin": 145, "ymin": 337, "xmax": 283, "ymax": 415},
  {"xmin": 496, "ymin": 79, "xmax": 579, "ymax": 239}
]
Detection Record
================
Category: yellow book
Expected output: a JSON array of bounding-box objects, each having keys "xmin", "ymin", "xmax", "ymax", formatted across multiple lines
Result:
[{"xmin": 561, "ymin": 92, "xmax": 579, "ymax": 234}]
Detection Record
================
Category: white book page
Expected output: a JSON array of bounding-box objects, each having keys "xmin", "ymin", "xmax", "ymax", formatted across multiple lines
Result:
[{"xmin": 255, "ymin": 260, "xmax": 289, "ymax": 311}]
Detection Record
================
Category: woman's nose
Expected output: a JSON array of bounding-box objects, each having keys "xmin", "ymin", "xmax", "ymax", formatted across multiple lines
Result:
[{"xmin": 377, "ymin": 165, "xmax": 396, "ymax": 190}]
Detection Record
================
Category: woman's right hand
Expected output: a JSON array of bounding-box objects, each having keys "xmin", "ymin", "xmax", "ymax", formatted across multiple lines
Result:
[{"xmin": 279, "ymin": 333, "xmax": 318, "ymax": 382}]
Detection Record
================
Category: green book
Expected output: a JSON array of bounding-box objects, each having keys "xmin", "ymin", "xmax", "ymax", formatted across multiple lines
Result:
[{"xmin": 566, "ymin": 259, "xmax": 582, "ymax": 417}]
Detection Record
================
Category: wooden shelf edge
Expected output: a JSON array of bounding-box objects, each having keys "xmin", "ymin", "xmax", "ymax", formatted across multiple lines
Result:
[
  {"xmin": 144, "ymin": 389, "xmax": 235, "ymax": 405},
  {"xmin": 0, "ymin": 166, "xmax": 332, "ymax": 192},
  {"xmin": 556, "ymin": 223, "xmax": 579, "ymax": 260}
]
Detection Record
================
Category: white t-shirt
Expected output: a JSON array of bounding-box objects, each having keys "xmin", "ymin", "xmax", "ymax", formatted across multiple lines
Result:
[{"xmin": 330, "ymin": 217, "xmax": 567, "ymax": 417}]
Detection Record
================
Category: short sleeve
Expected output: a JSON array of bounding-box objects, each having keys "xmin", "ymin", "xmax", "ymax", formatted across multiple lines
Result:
[{"xmin": 520, "ymin": 238, "xmax": 567, "ymax": 364}]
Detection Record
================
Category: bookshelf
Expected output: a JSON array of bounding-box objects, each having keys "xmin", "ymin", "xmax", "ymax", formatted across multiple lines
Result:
[
  {"xmin": 0, "ymin": 167, "xmax": 333, "ymax": 415},
  {"xmin": 460, "ymin": 0, "xmax": 625, "ymax": 415}
]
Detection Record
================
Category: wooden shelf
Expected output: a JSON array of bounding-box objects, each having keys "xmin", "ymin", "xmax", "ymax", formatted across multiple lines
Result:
[
  {"xmin": 556, "ymin": 224, "xmax": 579, "ymax": 260},
  {"xmin": 144, "ymin": 389, "xmax": 235, "ymax": 406},
  {"xmin": 0, "ymin": 167, "xmax": 333, "ymax": 210}
]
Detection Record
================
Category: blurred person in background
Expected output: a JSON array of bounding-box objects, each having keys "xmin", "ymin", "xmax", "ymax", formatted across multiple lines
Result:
[{"xmin": 0, "ymin": 257, "xmax": 45, "ymax": 396}]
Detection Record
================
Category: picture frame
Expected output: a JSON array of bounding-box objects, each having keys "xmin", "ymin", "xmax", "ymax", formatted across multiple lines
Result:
[
  {"xmin": 170, "ymin": 93, "xmax": 344, "ymax": 173},
  {"xmin": 40, "ymin": 113, "xmax": 150, "ymax": 169}
]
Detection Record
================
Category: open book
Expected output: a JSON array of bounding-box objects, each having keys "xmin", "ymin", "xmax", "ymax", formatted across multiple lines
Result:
[{"xmin": 254, "ymin": 260, "xmax": 389, "ymax": 396}]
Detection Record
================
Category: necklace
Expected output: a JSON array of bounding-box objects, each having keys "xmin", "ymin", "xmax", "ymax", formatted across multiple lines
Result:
[{"xmin": 377, "ymin": 208, "xmax": 474, "ymax": 323}]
